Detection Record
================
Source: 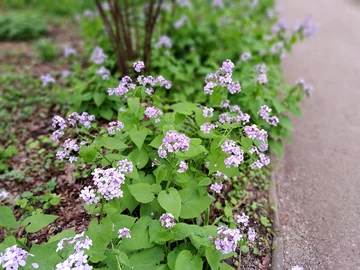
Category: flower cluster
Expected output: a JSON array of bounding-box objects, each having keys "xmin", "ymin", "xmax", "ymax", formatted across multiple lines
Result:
[
  {"xmin": 221, "ymin": 140, "xmax": 244, "ymax": 168},
  {"xmin": 118, "ymin": 228, "xmax": 131, "ymax": 239},
  {"xmin": 96, "ymin": 66, "xmax": 110, "ymax": 80},
  {"xmin": 159, "ymin": 213, "xmax": 176, "ymax": 229},
  {"xmin": 68, "ymin": 112, "xmax": 95, "ymax": 129},
  {"xmin": 117, "ymin": 159, "xmax": 133, "ymax": 174},
  {"xmin": 108, "ymin": 76, "xmax": 135, "ymax": 96},
  {"xmin": 204, "ymin": 60, "xmax": 241, "ymax": 95},
  {"xmin": 40, "ymin": 74, "xmax": 55, "ymax": 87},
  {"xmin": 63, "ymin": 45, "xmax": 77, "ymax": 57},
  {"xmin": 237, "ymin": 213, "xmax": 249, "ymax": 226},
  {"xmin": 200, "ymin": 122, "xmax": 218, "ymax": 134},
  {"xmin": 249, "ymin": 146, "xmax": 270, "ymax": 169},
  {"xmin": 133, "ymin": 61, "xmax": 145, "ymax": 72},
  {"xmin": 158, "ymin": 130, "xmax": 190, "ymax": 158},
  {"xmin": 90, "ymin": 46, "xmax": 107, "ymax": 64},
  {"xmin": 240, "ymin": 52, "xmax": 252, "ymax": 62},
  {"xmin": 155, "ymin": 36, "xmax": 172, "ymax": 49},
  {"xmin": 91, "ymin": 167, "xmax": 126, "ymax": 201},
  {"xmin": 212, "ymin": 0, "xmax": 224, "ymax": 8},
  {"xmin": 202, "ymin": 107, "xmax": 214, "ymax": 118},
  {"xmin": 258, "ymin": 105, "xmax": 279, "ymax": 126},
  {"xmin": 218, "ymin": 105, "xmax": 250, "ymax": 125},
  {"xmin": 79, "ymin": 186, "xmax": 99, "ymax": 205},
  {"xmin": 296, "ymin": 78, "xmax": 314, "ymax": 95},
  {"xmin": 174, "ymin": 15, "xmax": 188, "ymax": 29},
  {"xmin": 108, "ymin": 121, "xmax": 124, "ymax": 135},
  {"xmin": 145, "ymin": 106, "xmax": 163, "ymax": 122},
  {"xmin": 137, "ymin": 75, "xmax": 172, "ymax": 91},
  {"xmin": 0, "ymin": 190, "xmax": 8, "ymax": 200},
  {"xmin": 0, "ymin": 245, "xmax": 38, "ymax": 270},
  {"xmin": 177, "ymin": 161, "xmax": 188, "ymax": 173},
  {"xmin": 213, "ymin": 226, "xmax": 242, "ymax": 255},
  {"xmin": 210, "ymin": 182, "xmax": 223, "ymax": 194},
  {"xmin": 56, "ymin": 232, "xmax": 92, "ymax": 270}
]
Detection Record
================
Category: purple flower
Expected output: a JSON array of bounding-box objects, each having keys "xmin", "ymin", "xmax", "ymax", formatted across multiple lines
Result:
[
  {"xmin": 213, "ymin": 226, "xmax": 242, "ymax": 254},
  {"xmin": 117, "ymin": 159, "xmax": 133, "ymax": 174},
  {"xmin": 90, "ymin": 46, "xmax": 107, "ymax": 64},
  {"xmin": 200, "ymin": 122, "xmax": 218, "ymax": 134},
  {"xmin": 204, "ymin": 81, "xmax": 217, "ymax": 95},
  {"xmin": 92, "ymin": 168, "xmax": 126, "ymax": 200},
  {"xmin": 155, "ymin": 36, "xmax": 172, "ymax": 49},
  {"xmin": 202, "ymin": 107, "xmax": 214, "ymax": 118},
  {"xmin": 118, "ymin": 228, "xmax": 131, "ymax": 239},
  {"xmin": 133, "ymin": 61, "xmax": 145, "ymax": 72},
  {"xmin": 258, "ymin": 105, "xmax": 279, "ymax": 126},
  {"xmin": 176, "ymin": 0, "xmax": 191, "ymax": 8},
  {"xmin": 177, "ymin": 161, "xmax": 188, "ymax": 173},
  {"xmin": 108, "ymin": 121, "xmax": 124, "ymax": 135},
  {"xmin": 0, "ymin": 245, "xmax": 38, "ymax": 270},
  {"xmin": 158, "ymin": 131, "xmax": 190, "ymax": 158},
  {"xmin": 40, "ymin": 74, "xmax": 55, "ymax": 87},
  {"xmin": 254, "ymin": 63, "xmax": 268, "ymax": 74},
  {"xmin": 68, "ymin": 112, "xmax": 95, "ymax": 129},
  {"xmin": 237, "ymin": 213, "xmax": 249, "ymax": 226},
  {"xmin": 0, "ymin": 190, "xmax": 8, "ymax": 200},
  {"xmin": 220, "ymin": 99, "xmax": 230, "ymax": 108},
  {"xmin": 160, "ymin": 213, "xmax": 176, "ymax": 229},
  {"xmin": 174, "ymin": 15, "xmax": 188, "ymax": 29},
  {"xmin": 145, "ymin": 106, "xmax": 163, "ymax": 122},
  {"xmin": 256, "ymin": 73, "xmax": 268, "ymax": 84},
  {"xmin": 222, "ymin": 140, "xmax": 244, "ymax": 168},
  {"xmin": 61, "ymin": 70, "xmax": 72, "ymax": 79},
  {"xmin": 56, "ymin": 232, "xmax": 92, "ymax": 270},
  {"xmin": 52, "ymin": 116, "xmax": 67, "ymax": 130},
  {"xmin": 210, "ymin": 182, "xmax": 223, "ymax": 194},
  {"xmin": 152, "ymin": 158, "xmax": 159, "ymax": 167},
  {"xmin": 270, "ymin": 42, "xmax": 284, "ymax": 55},
  {"xmin": 296, "ymin": 78, "xmax": 314, "ymax": 95},
  {"xmin": 215, "ymin": 171, "xmax": 228, "ymax": 180},
  {"xmin": 63, "ymin": 45, "xmax": 77, "ymax": 57},
  {"xmin": 247, "ymin": 227, "xmax": 256, "ymax": 241},
  {"xmin": 212, "ymin": 0, "xmax": 224, "ymax": 8},
  {"xmin": 108, "ymin": 76, "xmax": 134, "ymax": 96},
  {"xmin": 220, "ymin": 59, "xmax": 235, "ymax": 74},
  {"xmin": 240, "ymin": 52, "xmax": 252, "ymax": 62},
  {"xmin": 80, "ymin": 186, "xmax": 99, "ymax": 205},
  {"xmin": 96, "ymin": 66, "xmax": 110, "ymax": 80}
]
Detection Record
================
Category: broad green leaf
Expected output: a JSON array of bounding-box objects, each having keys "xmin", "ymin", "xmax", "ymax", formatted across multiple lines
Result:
[
  {"xmin": 168, "ymin": 243, "xmax": 195, "ymax": 270},
  {"xmin": 128, "ymin": 183, "xmax": 157, "ymax": 203},
  {"xmin": 149, "ymin": 135, "xmax": 164, "ymax": 149},
  {"xmin": 176, "ymin": 138, "xmax": 207, "ymax": 159},
  {"xmin": 94, "ymin": 92, "xmax": 106, "ymax": 107},
  {"xmin": 179, "ymin": 189, "xmax": 214, "ymax": 219},
  {"xmin": 269, "ymin": 139, "xmax": 283, "ymax": 157},
  {"xmin": 107, "ymin": 213, "xmax": 136, "ymax": 233},
  {"xmin": 21, "ymin": 214, "xmax": 58, "ymax": 233},
  {"xmin": 279, "ymin": 115, "xmax": 294, "ymax": 131},
  {"xmin": 100, "ymin": 137, "xmax": 128, "ymax": 150},
  {"xmin": 87, "ymin": 218, "xmax": 113, "ymax": 263},
  {"xmin": 154, "ymin": 165, "xmax": 170, "ymax": 184},
  {"xmin": 79, "ymin": 144, "xmax": 97, "ymax": 162},
  {"xmin": 129, "ymin": 247, "xmax": 165, "ymax": 270},
  {"xmin": 129, "ymin": 147, "xmax": 149, "ymax": 169},
  {"xmin": 128, "ymin": 97, "xmax": 140, "ymax": 115},
  {"xmin": 171, "ymin": 102, "xmax": 197, "ymax": 115},
  {"xmin": 175, "ymin": 250, "xmax": 202, "ymax": 270},
  {"xmin": 119, "ymin": 216, "xmax": 154, "ymax": 252},
  {"xmin": 0, "ymin": 236, "xmax": 17, "ymax": 252},
  {"xmin": 158, "ymin": 188, "xmax": 181, "ymax": 219},
  {"xmin": 99, "ymin": 107, "xmax": 114, "ymax": 120},
  {"xmin": 28, "ymin": 243, "xmax": 62, "ymax": 270},
  {"xmin": 205, "ymin": 246, "xmax": 221, "ymax": 269},
  {"xmin": 219, "ymin": 263, "xmax": 234, "ymax": 270},
  {"xmin": 129, "ymin": 126, "xmax": 149, "ymax": 149},
  {"xmin": 48, "ymin": 229, "xmax": 75, "ymax": 243},
  {"xmin": 0, "ymin": 206, "xmax": 17, "ymax": 228}
]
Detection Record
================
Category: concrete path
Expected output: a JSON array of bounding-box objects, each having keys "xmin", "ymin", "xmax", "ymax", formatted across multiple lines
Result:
[{"xmin": 275, "ymin": 0, "xmax": 360, "ymax": 269}]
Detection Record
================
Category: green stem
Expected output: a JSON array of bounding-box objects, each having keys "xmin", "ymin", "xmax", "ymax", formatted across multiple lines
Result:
[
  {"xmin": 4, "ymin": 228, "xmax": 29, "ymax": 251},
  {"xmin": 99, "ymin": 198, "xmax": 105, "ymax": 221}
]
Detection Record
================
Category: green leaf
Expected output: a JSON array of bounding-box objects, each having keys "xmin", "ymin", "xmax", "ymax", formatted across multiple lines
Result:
[
  {"xmin": 269, "ymin": 139, "xmax": 283, "ymax": 157},
  {"xmin": 119, "ymin": 216, "xmax": 154, "ymax": 252},
  {"xmin": 205, "ymin": 246, "xmax": 221, "ymax": 269},
  {"xmin": 87, "ymin": 218, "xmax": 113, "ymax": 263},
  {"xmin": 154, "ymin": 164, "xmax": 170, "ymax": 184},
  {"xmin": 149, "ymin": 135, "xmax": 164, "ymax": 149},
  {"xmin": 129, "ymin": 147, "xmax": 149, "ymax": 169},
  {"xmin": 168, "ymin": 243, "xmax": 195, "ymax": 270},
  {"xmin": 171, "ymin": 102, "xmax": 197, "ymax": 115},
  {"xmin": 219, "ymin": 263, "xmax": 234, "ymax": 270},
  {"xmin": 0, "ymin": 206, "xmax": 17, "ymax": 228},
  {"xmin": 99, "ymin": 107, "xmax": 114, "ymax": 120},
  {"xmin": 129, "ymin": 247, "xmax": 165, "ymax": 270},
  {"xmin": 107, "ymin": 213, "xmax": 136, "ymax": 232},
  {"xmin": 175, "ymin": 250, "xmax": 203, "ymax": 270},
  {"xmin": 79, "ymin": 144, "xmax": 97, "ymax": 162},
  {"xmin": 128, "ymin": 97, "xmax": 140, "ymax": 115},
  {"xmin": 21, "ymin": 214, "xmax": 58, "ymax": 233},
  {"xmin": 260, "ymin": 216, "xmax": 271, "ymax": 227},
  {"xmin": 94, "ymin": 92, "xmax": 106, "ymax": 107},
  {"xmin": 158, "ymin": 188, "xmax": 182, "ymax": 219},
  {"xmin": 128, "ymin": 183, "xmax": 157, "ymax": 203},
  {"xmin": 179, "ymin": 189, "xmax": 214, "ymax": 219},
  {"xmin": 100, "ymin": 137, "xmax": 128, "ymax": 150},
  {"xmin": 48, "ymin": 229, "xmax": 75, "ymax": 243},
  {"xmin": 28, "ymin": 243, "xmax": 62, "ymax": 269},
  {"xmin": 279, "ymin": 115, "xmax": 294, "ymax": 131},
  {"xmin": 129, "ymin": 126, "xmax": 149, "ymax": 149}
]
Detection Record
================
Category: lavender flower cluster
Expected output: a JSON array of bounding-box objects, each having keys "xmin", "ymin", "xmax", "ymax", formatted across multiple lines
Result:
[
  {"xmin": 56, "ymin": 232, "xmax": 93, "ymax": 270},
  {"xmin": 218, "ymin": 104, "xmax": 250, "ymax": 125},
  {"xmin": 155, "ymin": 36, "xmax": 172, "ymax": 49},
  {"xmin": 204, "ymin": 59, "xmax": 241, "ymax": 95},
  {"xmin": 63, "ymin": 45, "xmax": 77, "ymax": 58},
  {"xmin": 108, "ymin": 121, "xmax": 124, "ymax": 135},
  {"xmin": 158, "ymin": 130, "xmax": 190, "ymax": 158},
  {"xmin": 258, "ymin": 105, "xmax": 279, "ymax": 126},
  {"xmin": 144, "ymin": 106, "xmax": 163, "ymax": 123},
  {"xmin": 213, "ymin": 226, "xmax": 242, "ymax": 254},
  {"xmin": 90, "ymin": 46, "xmax": 107, "ymax": 65},
  {"xmin": 159, "ymin": 213, "xmax": 176, "ymax": 229},
  {"xmin": 210, "ymin": 171, "xmax": 228, "ymax": 194},
  {"xmin": 40, "ymin": 74, "xmax": 56, "ymax": 87},
  {"xmin": 118, "ymin": 228, "xmax": 131, "ymax": 239},
  {"xmin": 0, "ymin": 246, "xmax": 38, "ymax": 270},
  {"xmin": 221, "ymin": 140, "xmax": 244, "ymax": 168},
  {"xmin": 96, "ymin": 66, "xmax": 110, "ymax": 80}
]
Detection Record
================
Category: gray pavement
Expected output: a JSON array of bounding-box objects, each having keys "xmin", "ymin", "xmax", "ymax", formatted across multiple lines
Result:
[{"xmin": 275, "ymin": 0, "xmax": 360, "ymax": 269}]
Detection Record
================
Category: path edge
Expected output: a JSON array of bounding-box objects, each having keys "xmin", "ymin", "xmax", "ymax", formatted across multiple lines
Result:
[{"xmin": 270, "ymin": 157, "xmax": 284, "ymax": 270}]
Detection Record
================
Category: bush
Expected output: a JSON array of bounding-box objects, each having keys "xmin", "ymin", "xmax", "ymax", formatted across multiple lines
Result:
[
  {"xmin": 0, "ymin": 12, "xmax": 48, "ymax": 41},
  {"xmin": 35, "ymin": 39, "xmax": 58, "ymax": 62}
]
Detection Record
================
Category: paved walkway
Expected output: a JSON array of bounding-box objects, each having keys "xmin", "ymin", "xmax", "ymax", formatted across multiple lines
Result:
[{"xmin": 276, "ymin": 0, "xmax": 360, "ymax": 269}]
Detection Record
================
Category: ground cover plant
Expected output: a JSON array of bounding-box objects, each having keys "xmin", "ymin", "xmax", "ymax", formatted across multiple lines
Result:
[{"xmin": 0, "ymin": 0, "xmax": 314, "ymax": 269}]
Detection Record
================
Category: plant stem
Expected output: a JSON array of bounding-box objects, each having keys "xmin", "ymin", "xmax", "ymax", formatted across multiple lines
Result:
[{"xmin": 4, "ymin": 228, "xmax": 30, "ymax": 251}]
